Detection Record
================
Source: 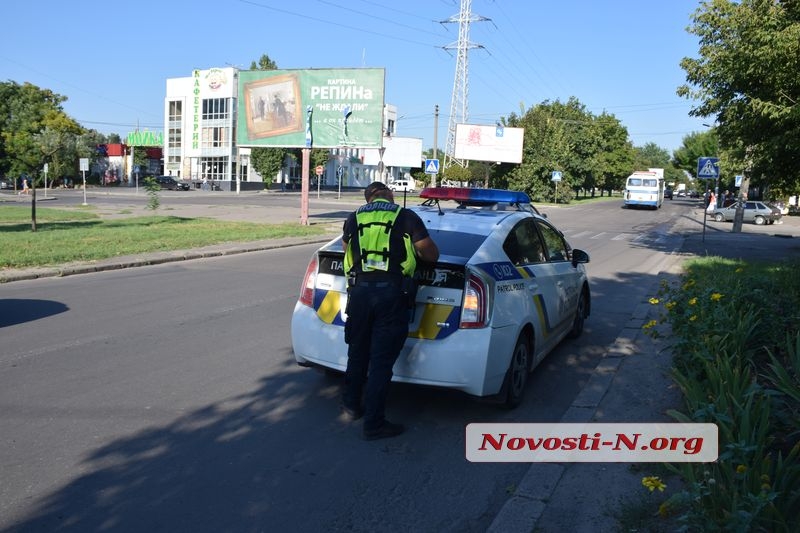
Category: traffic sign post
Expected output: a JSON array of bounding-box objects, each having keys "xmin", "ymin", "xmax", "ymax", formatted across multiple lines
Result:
[
  {"xmin": 79, "ymin": 158, "xmax": 89, "ymax": 206},
  {"xmin": 424, "ymin": 159, "xmax": 439, "ymax": 175},
  {"xmin": 315, "ymin": 165, "xmax": 324, "ymax": 198},
  {"xmin": 696, "ymin": 157, "xmax": 722, "ymax": 243},
  {"xmin": 551, "ymin": 171, "xmax": 562, "ymax": 204}
]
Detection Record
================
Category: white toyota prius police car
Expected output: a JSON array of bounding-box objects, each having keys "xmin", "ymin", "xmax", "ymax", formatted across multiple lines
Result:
[{"xmin": 291, "ymin": 187, "xmax": 590, "ymax": 407}]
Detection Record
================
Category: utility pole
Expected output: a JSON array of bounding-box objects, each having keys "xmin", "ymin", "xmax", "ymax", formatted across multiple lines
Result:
[{"xmin": 441, "ymin": 0, "xmax": 488, "ymax": 171}]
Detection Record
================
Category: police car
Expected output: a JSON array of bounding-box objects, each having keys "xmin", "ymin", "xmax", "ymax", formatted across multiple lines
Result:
[{"xmin": 291, "ymin": 187, "xmax": 591, "ymax": 407}]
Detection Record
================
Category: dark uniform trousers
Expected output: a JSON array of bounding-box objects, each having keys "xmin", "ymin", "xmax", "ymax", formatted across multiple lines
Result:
[{"xmin": 343, "ymin": 278, "xmax": 409, "ymax": 431}]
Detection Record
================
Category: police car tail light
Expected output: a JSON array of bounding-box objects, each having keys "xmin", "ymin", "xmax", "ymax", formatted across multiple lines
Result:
[
  {"xmin": 299, "ymin": 256, "xmax": 318, "ymax": 307},
  {"xmin": 460, "ymin": 274, "xmax": 488, "ymax": 328}
]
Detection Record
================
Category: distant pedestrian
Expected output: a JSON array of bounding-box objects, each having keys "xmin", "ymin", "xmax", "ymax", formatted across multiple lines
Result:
[
  {"xmin": 19, "ymin": 177, "xmax": 29, "ymax": 195},
  {"xmin": 706, "ymin": 192, "xmax": 716, "ymax": 214}
]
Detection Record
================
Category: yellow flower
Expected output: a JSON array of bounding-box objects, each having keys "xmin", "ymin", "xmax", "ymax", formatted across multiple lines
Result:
[
  {"xmin": 665, "ymin": 301, "xmax": 676, "ymax": 310},
  {"xmin": 690, "ymin": 315, "xmax": 698, "ymax": 322},
  {"xmin": 735, "ymin": 267, "xmax": 744, "ymax": 273},
  {"xmin": 642, "ymin": 476, "xmax": 666, "ymax": 492},
  {"xmin": 649, "ymin": 297, "xmax": 660, "ymax": 305},
  {"xmin": 710, "ymin": 293, "xmax": 724, "ymax": 301},
  {"xmin": 736, "ymin": 464, "xmax": 747, "ymax": 474},
  {"xmin": 688, "ymin": 297, "xmax": 698, "ymax": 306},
  {"xmin": 642, "ymin": 320, "xmax": 657, "ymax": 330}
]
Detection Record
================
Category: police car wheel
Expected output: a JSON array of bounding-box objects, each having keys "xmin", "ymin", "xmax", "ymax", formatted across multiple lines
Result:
[
  {"xmin": 568, "ymin": 290, "xmax": 586, "ymax": 339},
  {"xmin": 500, "ymin": 333, "xmax": 531, "ymax": 409}
]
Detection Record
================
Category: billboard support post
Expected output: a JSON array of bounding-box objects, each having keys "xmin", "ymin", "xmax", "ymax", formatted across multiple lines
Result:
[{"xmin": 300, "ymin": 106, "xmax": 312, "ymax": 225}]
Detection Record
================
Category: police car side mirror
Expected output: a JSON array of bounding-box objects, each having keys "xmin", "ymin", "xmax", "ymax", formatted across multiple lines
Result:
[{"xmin": 571, "ymin": 249, "xmax": 590, "ymax": 267}]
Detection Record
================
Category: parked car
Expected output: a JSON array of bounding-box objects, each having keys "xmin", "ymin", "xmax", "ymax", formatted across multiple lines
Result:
[
  {"xmin": 388, "ymin": 180, "xmax": 415, "ymax": 193},
  {"xmin": 0, "ymin": 177, "xmax": 12, "ymax": 190},
  {"xmin": 291, "ymin": 187, "xmax": 591, "ymax": 408},
  {"xmin": 710, "ymin": 201, "xmax": 782, "ymax": 225},
  {"xmin": 153, "ymin": 176, "xmax": 190, "ymax": 191}
]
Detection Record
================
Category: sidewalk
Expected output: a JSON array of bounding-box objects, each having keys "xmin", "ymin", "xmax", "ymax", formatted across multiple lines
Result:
[{"xmin": 488, "ymin": 212, "xmax": 800, "ymax": 532}]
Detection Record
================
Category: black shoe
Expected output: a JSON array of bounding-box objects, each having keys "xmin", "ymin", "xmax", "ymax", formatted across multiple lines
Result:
[
  {"xmin": 340, "ymin": 402, "xmax": 364, "ymax": 421},
  {"xmin": 362, "ymin": 421, "xmax": 405, "ymax": 441}
]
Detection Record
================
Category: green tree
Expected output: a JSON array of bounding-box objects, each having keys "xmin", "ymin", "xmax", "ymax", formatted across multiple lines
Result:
[
  {"xmin": 678, "ymin": 0, "xmax": 800, "ymax": 196},
  {"xmin": 633, "ymin": 142, "xmax": 682, "ymax": 187},
  {"xmin": 501, "ymin": 98, "xmax": 633, "ymax": 203},
  {"xmin": 249, "ymin": 54, "xmax": 278, "ymax": 71},
  {"xmin": 672, "ymin": 130, "xmax": 719, "ymax": 180},
  {"xmin": 592, "ymin": 113, "xmax": 635, "ymax": 196},
  {"xmin": 251, "ymin": 147, "xmax": 289, "ymax": 186},
  {"xmin": 0, "ymin": 81, "xmax": 87, "ymax": 184}
]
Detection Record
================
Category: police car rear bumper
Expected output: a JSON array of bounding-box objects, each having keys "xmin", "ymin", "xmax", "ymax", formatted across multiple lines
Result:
[{"xmin": 291, "ymin": 304, "xmax": 514, "ymax": 397}]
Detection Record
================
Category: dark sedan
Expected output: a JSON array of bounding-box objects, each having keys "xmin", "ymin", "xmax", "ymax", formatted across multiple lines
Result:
[{"xmin": 154, "ymin": 176, "xmax": 190, "ymax": 191}]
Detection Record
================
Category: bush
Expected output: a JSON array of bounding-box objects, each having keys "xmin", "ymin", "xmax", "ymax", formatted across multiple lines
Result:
[{"xmin": 650, "ymin": 258, "xmax": 800, "ymax": 531}]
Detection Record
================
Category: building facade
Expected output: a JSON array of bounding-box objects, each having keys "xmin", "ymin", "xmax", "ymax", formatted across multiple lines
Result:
[{"xmin": 164, "ymin": 67, "xmax": 420, "ymax": 191}]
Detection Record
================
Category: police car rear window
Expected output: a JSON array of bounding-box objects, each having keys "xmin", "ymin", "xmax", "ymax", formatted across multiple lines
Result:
[{"xmin": 427, "ymin": 230, "xmax": 488, "ymax": 258}]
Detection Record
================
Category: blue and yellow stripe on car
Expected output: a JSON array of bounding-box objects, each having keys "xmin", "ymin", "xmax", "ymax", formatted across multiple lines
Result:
[
  {"xmin": 531, "ymin": 293, "xmax": 556, "ymax": 339},
  {"xmin": 313, "ymin": 288, "xmax": 346, "ymax": 326},
  {"xmin": 408, "ymin": 303, "xmax": 460, "ymax": 340}
]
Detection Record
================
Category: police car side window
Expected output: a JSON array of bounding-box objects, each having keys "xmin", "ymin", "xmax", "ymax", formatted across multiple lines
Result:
[
  {"xmin": 537, "ymin": 221, "xmax": 569, "ymax": 262},
  {"xmin": 504, "ymin": 221, "xmax": 546, "ymax": 265}
]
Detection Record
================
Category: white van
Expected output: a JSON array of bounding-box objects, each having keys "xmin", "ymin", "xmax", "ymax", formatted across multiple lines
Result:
[{"xmin": 389, "ymin": 179, "xmax": 415, "ymax": 193}]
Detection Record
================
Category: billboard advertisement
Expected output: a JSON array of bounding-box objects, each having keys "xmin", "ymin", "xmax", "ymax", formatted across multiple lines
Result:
[
  {"xmin": 454, "ymin": 124, "xmax": 524, "ymax": 164},
  {"xmin": 237, "ymin": 68, "xmax": 385, "ymax": 149}
]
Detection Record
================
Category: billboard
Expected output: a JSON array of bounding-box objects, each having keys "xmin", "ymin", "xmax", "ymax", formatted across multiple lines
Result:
[
  {"xmin": 454, "ymin": 124, "xmax": 524, "ymax": 164},
  {"xmin": 237, "ymin": 68, "xmax": 385, "ymax": 149},
  {"xmin": 362, "ymin": 136, "xmax": 423, "ymax": 168}
]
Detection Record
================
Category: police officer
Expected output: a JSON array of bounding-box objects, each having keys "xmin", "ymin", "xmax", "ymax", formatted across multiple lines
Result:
[{"xmin": 341, "ymin": 181, "xmax": 439, "ymax": 440}]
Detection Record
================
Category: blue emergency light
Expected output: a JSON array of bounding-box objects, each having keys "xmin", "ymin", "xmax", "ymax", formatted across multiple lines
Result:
[{"xmin": 419, "ymin": 187, "xmax": 532, "ymax": 206}]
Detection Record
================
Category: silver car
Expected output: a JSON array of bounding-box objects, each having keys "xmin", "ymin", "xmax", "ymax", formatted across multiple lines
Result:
[{"xmin": 711, "ymin": 201, "xmax": 781, "ymax": 225}]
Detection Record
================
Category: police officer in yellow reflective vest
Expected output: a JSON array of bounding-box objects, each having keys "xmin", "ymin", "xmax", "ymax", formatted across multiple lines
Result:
[{"xmin": 341, "ymin": 182, "xmax": 439, "ymax": 440}]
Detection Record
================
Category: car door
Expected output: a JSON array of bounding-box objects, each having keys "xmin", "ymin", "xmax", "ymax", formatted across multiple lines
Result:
[
  {"xmin": 535, "ymin": 220, "xmax": 581, "ymax": 340},
  {"xmin": 501, "ymin": 219, "xmax": 564, "ymax": 359},
  {"xmin": 743, "ymin": 201, "xmax": 757, "ymax": 222}
]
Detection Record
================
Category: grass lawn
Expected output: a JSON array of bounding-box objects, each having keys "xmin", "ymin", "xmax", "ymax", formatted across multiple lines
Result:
[{"xmin": 0, "ymin": 205, "xmax": 327, "ymax": 269}]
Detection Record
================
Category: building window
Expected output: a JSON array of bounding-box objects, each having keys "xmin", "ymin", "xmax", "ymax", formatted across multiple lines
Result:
[
  {"xmin": 168, "ymin": 127, "xmax": 182, "ymax": 150},
  {"xmin": 201, "ymin": 157, "xmax": 228, "ymax": 181},
  {"xmin": 202, "ymin": 98, "xmax": 229, "ymax": 120},
  {"xmin": 201, "ymin": 127, "xmax": 229, "ymax": 148},
  {"xmin": 168, "ymin": 100, "xmax": 182, "ymax": 121}
]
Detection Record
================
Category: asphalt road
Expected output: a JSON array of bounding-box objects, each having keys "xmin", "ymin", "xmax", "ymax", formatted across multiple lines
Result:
[{"xmin": 1, "ymin": 195, "xmax": 773, "ymax": 532}]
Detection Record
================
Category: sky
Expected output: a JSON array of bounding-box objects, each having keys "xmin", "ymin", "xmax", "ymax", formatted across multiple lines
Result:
[{"xmin": 1, "ymin": 0, "xmax": 711, "ymax": 155}]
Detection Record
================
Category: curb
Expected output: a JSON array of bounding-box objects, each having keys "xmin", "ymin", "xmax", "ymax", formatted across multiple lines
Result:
[{"xmin": 0, "ymin": 235, "xmax": 335, "ymax": 284}]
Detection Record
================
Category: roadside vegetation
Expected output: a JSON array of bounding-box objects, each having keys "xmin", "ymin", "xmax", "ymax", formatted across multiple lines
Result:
[
  {"xmin": 0, "ymin": 205, "xmax": 327, "ymax": 269},
  {"xmin": 638, "ymin": 257, "xmax": 800, "ymax": 531}
]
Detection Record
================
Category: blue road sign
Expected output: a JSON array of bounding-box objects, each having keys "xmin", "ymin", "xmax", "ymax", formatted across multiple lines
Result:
[
  {"xmin": 424, "ymin": 159, "xmax": 440, "ymax": 174},
  {"xmin": 551, "ymin": 171, "xmax": 562, "ymax": 182},
  {"xmin": 735, "ymin": 175, "xmax": 743, "ymax": 187},
  {"xmin": 697, "ymin": 157, "xmax": 720, "ymax": 179}
]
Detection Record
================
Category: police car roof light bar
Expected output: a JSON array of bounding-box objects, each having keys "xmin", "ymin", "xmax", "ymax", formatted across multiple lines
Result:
[{"xmin": 419, "ymin": 187, "xmax": 532, "ymax": 207}]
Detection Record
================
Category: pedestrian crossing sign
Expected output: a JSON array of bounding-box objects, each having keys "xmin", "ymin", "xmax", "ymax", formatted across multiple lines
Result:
[
  {"xmin": 425, "ymin": 159, "xmax": 440, "ymax": 174},
  {"xmin": 697, "ymin": 157, "xmax": 720, "ymax": 179}
]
